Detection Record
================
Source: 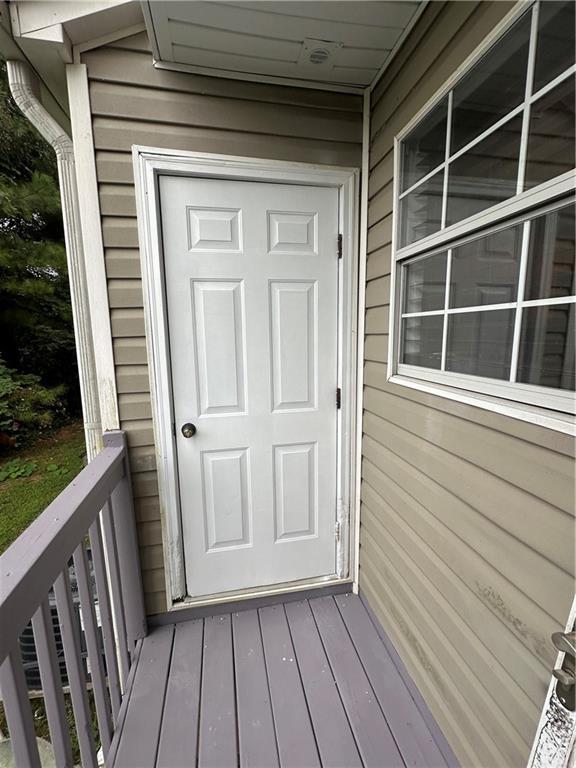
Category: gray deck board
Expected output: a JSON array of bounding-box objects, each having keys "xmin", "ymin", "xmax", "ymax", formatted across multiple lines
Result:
[
  {"xmin": 232, "ymin": 609, "xmax": 279, "ymax": 768},
  {"xmin": 156, "ymin": 620, "xmax": 204, "ymax": 768},
  {"xmin": 198, "ymin": 614, "xmax": 237, "ymax": 768},
  {"xmin": 113, "ymin": 624, "xmax": 174, "ymax": 767},
  {"xmin": 284, "ymin": 600, "xmax": 362, "ymax": 768},
  {"xmin": 110, "ymin": 594, "xmax": 455, "ymax": 768},
  {"xmin": 336, "ymin": 593, "xmax": 448, "ymax": 768},
  {"xmin": 259, "ymin": 604, "xmax": 321, "ymax": 768},
  {"xmin": 310, "ymin": 596, "xmax": 405, "ymax": 768}
]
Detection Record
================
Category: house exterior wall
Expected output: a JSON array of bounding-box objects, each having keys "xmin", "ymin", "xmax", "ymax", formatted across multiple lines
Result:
[
  {"xmin": 363, "ymin": 2, "xmax": 575, "ymax": 766},
  {"xmin": 79, "ymin": 32, "xmax": 363, "ymax": 615}
]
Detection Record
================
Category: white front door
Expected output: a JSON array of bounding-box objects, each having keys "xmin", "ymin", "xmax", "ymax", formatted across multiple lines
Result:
[{"xmin": 159, "ymin": 175, "xmax": 340, "ymax": 598}]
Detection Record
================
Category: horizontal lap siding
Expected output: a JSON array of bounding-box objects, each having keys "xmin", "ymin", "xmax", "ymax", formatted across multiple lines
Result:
[
  {"xmin": 363, "ymin": 3, "xmax": 575, "ymax": 767},
  {"xmin": 82, "ymin": 33, "xmax": 362, "ymax": 616}
]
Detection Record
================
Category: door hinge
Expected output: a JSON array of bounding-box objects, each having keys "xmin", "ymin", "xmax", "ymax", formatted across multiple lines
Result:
[
  {"xmin": 337, "ymin": 233, "xmax": 343, "ymax": 259},
  {"xmin": 172, "ymin": 422, "xmax": 176, "ymax": 438},
  {"xmin": 336, "ymin": 387, "xmax": 341, "ymax": 409},
  {"xmin": 335, "ymin": 521, "xmax": 341, "ymax": 542}
]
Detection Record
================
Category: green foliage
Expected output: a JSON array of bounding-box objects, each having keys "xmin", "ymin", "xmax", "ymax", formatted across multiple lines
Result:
[
  {"xmin": 0, "ymin": 62, "xmax": 79, "ymax": 420},
  {"xmin": 0, "ymin": 356, "xmax": 67, "ymax": 445},
  {"xmin": 0, "ymin": 457, "xmax": 38, "ymax": 482},
  {"xmin": 45, "ymin": 462, "xmax": 69, "ymax": 476}
]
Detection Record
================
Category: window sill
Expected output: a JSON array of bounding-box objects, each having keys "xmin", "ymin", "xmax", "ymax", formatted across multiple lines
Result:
[{"xmin": 388, "ymin": 373, "xmax": 576, "ymax": 436}]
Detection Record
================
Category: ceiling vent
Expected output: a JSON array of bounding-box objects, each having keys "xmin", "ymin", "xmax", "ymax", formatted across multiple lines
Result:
[
  {"xmin": 309, "ymin": 47, "xmax": 330, "ymax": 65},
  {"xmin": 298, "ymin": 38, "xmax": 342, "ymax": 71}
]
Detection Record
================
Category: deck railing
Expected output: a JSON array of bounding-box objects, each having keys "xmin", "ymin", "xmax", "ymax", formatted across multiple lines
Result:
[{"xmin": 0, "ymin": 430, "xmax": 147, "ymax": 767}]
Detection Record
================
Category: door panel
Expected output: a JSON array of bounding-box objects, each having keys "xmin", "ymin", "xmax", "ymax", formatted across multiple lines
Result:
[
  {"xmin": 270, "ymin": 280, "xmax": 317, "ymax": 410},
  {"xmin": 192, "ymin": 280, "xmax": 247, "ymax": 415},
  {"xmin": 159, "ymin": 176, "xmax": 339, "ymax": 598},
  {"xmin": 202, "ymin": 448, "xmax": 251, "ymax": 551},
  {"xmin": 273, "ymin": 442, "xmax": 317, "ymax": 541}
]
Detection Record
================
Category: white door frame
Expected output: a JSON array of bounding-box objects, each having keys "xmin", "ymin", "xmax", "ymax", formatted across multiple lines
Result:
[{"xmin": 132, "ymin": 146, "xmax": 360, "ymax": 608}]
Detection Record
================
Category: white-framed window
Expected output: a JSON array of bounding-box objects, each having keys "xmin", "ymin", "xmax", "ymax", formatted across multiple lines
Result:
[{"xmin": 390, "ymin": 0, "xmax": 575, "ymax": 417}]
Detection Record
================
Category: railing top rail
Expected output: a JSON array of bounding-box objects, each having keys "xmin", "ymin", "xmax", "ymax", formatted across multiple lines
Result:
[{"xmin": 0, "ymin": 439, "xmax": 125, "ymax": 664}]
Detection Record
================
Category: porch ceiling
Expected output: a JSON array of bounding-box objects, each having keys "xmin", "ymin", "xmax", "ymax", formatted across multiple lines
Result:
[{"xmin": 143, "ymin": 1, "xmax": 423, "ymax": 90}]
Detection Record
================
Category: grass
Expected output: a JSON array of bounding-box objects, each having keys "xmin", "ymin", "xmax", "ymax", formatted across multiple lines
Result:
[
  {"xmin": 0, "ymin": 421, "xmax": 101, "ymax": 763},
  {"xmin": 0, "ymin": 421, "xmax": 86, "ymax": 554}
]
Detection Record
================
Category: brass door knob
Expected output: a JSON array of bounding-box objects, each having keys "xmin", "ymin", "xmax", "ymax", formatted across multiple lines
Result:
[{"xmin": 181, "ymin": 423, "xmax": 197, "ymax": 438}]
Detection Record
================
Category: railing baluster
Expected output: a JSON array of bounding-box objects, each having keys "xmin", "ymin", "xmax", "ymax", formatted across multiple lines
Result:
[
  {"xmin": 104, "ymin": 431, "xmax": 147, "ymax": 654},
  {"xmin": 53, "ymin": 568, "xmax": 98, "ymax": 768},
  {"xmin": 31, "ymin": 598, "xmax": 74, "ymax": 767},
  {"xmin": 0, "ymin": 429, "xmax": 145, "ymax": 764},
  {"xmin": 89, "ymin": 516, "xmax": 121, "ymax": 721},
  {"xmin": 0, "ymin": 647, "xmax": 42, "ymax": 768},
  {"xmin": 73, "ymin": 541, "xmax": 113, "ymax": 757},
  {"xmin": 101, "ymin": 498, "xmax": 131, "ymax": 685}
]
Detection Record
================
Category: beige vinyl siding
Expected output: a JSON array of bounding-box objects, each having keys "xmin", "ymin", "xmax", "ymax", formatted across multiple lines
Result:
[
  {"xmin": 81, "ymin": 32, "xmax": 362, "ymax": 616},
  {"xmin": 362, "ymin": 2, "xmax": 575, "ymax": 766}
]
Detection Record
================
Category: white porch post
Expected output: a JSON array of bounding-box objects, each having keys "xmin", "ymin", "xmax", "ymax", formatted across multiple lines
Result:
[{"xmin": 6, "ymin": 60, "xmax": 102, "ymax": 460}]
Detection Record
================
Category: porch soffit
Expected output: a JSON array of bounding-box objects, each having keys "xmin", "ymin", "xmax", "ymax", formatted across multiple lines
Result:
[{"xmin": 144, "ymin": 1, "xmax": 423, "ymax": 92}]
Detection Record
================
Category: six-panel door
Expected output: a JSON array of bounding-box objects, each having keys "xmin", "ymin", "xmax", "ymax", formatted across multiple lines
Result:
[{"xmin": 160, "ymin": 176, "xmax": 340, "ymax": 597}]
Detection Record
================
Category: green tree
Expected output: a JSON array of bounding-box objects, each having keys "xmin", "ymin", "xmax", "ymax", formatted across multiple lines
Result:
[{"xmin": 0, "ymin": 62, "xmax": 79, "ymax": 443}]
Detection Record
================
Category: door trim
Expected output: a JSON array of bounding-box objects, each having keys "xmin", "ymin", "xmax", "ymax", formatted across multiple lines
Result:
[{"xmin": 133, "ymin": 147, "xmax": 360, "ymax": 608}]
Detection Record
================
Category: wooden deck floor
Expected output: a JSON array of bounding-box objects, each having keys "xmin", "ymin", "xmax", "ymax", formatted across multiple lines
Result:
[{"xmin": 109, "ymin": 594, "xmax": 454, "ymax": 768}]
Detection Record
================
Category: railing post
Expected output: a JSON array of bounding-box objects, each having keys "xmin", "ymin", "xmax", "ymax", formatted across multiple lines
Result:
[{"xmin": 103, "ymin": 430, "xmax": 147, "ymax": 651}]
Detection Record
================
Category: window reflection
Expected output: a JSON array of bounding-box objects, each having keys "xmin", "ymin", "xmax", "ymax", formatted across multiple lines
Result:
[
  {"xmin": 446, "ymin": 309, "xmax": 515, "ymax": 380},
  {"xmin": 533, "ymin": 0, "xmax": 576, "ymax": 94},
  {"xmin": 446, "ymin": 115, "xmax": 523, "ymax": 227},
  {"xmin": 401, "ymin": 99, "xmax": 447, "ymax": 192},
  {"xmin": 450, "ymin": 226, "xmax": 523, "ymax": 308},
  {"xmin": 404, "ymin": 252, "xmax": 447, "ymax": 313},
  {"xmin": 525, "ymin": 204, "xmax": 575, "ymax": 301},
  {"xmin": 451, "ymin": 13, "xmax": 530, "ymax": 154},
  {"xmin": 517, "ymin": 304, "xmax": 575, "ymax": 390},
  {"xmin": 401, "ymin": 315, "xmax": 443, "ymax": 369},
  {"xmin": 524, "ymin": 78, "xmax": 575, "ymax": 190},
  {"xmin": 399, "ymin": 170, "xmax": 443, "ymax": 247}
]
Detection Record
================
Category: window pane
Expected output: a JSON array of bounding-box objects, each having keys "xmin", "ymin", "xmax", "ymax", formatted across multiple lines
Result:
[
  {"xmin": 450, "ymin": 13, "xmax": 531, "ymax": 154},
  {"xmin": 525, "ymin": 204, "xmax": 576, "ymax": 300},
  {"xmin": 446, "ymin": 308, "xmax": 515, "ymax": 379},
  {"xmin": 401, "ymin": 99, "xmax": 448, "ymax": 192},
  {"xmin": 404, "ymin": 252, "xmax": 447, "ymax": 313},
  {"xmin": 517, "ymin": 303, "xmax": 575, "ymax": 390},
  {"xmin": 450, "ymin": 225, "xmax": 523, "ymax": 308},
  {"xmin": 446, "ymin": 115, "xmax": 522, "ymax": 227},
  {"xmin": 399, "ymin": 170, "xmax": 443, "ymax": 247},
  {"xmin": 524, "ymin": 78, "xmax": 575, "ymax": 190},
  {"xmin": 401, "ymin": 315, "xmax": 443, "ymax": 369},
  {"xmin": 533, "ymin": 0, "xmax": 576, "ymax": 94}
]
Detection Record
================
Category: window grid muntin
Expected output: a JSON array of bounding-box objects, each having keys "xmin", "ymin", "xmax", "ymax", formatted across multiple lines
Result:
[
  {"xmin": 440, "ymin": 92, "xmax": 453, "ymax": 230},
  {"xmin": 397, "ymin": 58, "xmax": 576, "ymax": 206},
  {"xmin": 398, "ymin": 204, "xmax": 576, "ymax": 388},
  {"xmin": 440, "ymin": 248, "xmax": 452, "ymax": 369},
  {"xmin": 509, "ymin": 218, "xmax": 532, "ymax": 381},
  {"xmin": 391, "ymin": 0, "xmax": 575, "ymax": 412},
  {"xmin": 516, "ymin": 1, "xmax": 540, "ymax": 195},
  {"xmin": 397, "ymin": 62, "xmax": 575, "ymax": 206},
  {"xmin": 402, "ymin": 294, "xmax": 576, "ymax": 318}
]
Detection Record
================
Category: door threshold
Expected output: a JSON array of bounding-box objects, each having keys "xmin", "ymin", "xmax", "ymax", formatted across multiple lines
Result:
[{"xmin": 150, "ymin": 578, "xmax": 353, "ymax": 625}]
